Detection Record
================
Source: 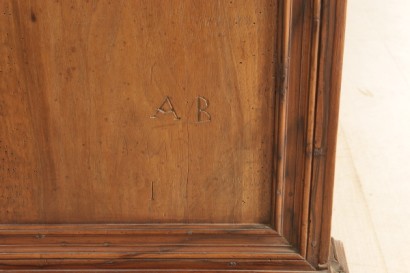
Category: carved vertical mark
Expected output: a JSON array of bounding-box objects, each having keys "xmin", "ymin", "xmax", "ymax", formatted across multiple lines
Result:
[
  {"xmin": 30, "ymin": 10, "xmax": 37, "ymax": 23},
  {"xmin": 196, "ymin": 96, "xmax": 211, "ymax": 123},
  {"xmin": 151, "ymin": 181, "xmax": 155, "ymax": 201},
  {"xmin": 150, "ymin": 96, "xmax": 180, "ymax": 120}
]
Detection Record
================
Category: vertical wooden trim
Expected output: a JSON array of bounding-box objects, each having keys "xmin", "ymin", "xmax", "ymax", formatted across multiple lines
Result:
[
  {"xmin": 274, "ymin": 0, "xmax": 292, "ymax": 235},
  {"xmin": 300, "ymin": 0, "xmax": 322, "ymax": 258},
  {"xmin": 307, "ymin": 0, "xmax": 347, "ymax": 268}
]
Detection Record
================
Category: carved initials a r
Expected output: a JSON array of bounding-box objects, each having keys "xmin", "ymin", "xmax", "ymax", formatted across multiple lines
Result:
[{"xmin": 150, "ymin": 96, "xmax": 211, "ymax": 123}]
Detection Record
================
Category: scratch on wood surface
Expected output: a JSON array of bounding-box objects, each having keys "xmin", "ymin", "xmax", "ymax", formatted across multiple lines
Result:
[
  {"xmin": 151, "ymin": 181, "xmax": 155, "ymax": 201},
  {"xmin": 150, "ymin": 62, "xmax": 156, "ymax": 84}
]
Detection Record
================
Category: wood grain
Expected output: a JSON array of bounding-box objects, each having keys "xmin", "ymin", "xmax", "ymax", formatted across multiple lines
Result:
[
  {"xmin": 330, "ymin": 238, "xmax": 349, "ymax": 273},
  {"xmin": 0, "ymin": 224, "xmax": 314, "ymax": 271},
  {"xmin": 0, "ymin": 0, "xmax": 347, "ymax": 271},
  {"xmin": 1, "ymin": 0, "xmax": 276, "ymax": 224}
]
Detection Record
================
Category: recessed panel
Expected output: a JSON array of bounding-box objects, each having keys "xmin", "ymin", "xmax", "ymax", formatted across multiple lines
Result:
[{"xmin": 0, "ymin": 0, "xmax": 276, "ymax": 223}]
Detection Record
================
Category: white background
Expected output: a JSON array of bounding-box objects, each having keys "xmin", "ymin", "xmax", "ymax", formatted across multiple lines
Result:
[{"xmin": 332, "ymin": 0, "xmax": 410, "ymax": 272}]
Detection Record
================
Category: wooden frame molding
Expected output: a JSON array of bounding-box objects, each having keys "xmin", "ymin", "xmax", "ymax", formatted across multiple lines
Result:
[{"xmin": 0, "ymin": 0, "xmax": 347, "ymax": 272}]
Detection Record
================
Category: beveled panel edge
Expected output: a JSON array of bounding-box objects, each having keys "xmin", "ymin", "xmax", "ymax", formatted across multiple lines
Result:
[
  {"xmin": 272, "ymin": 0, "xmax": 292, "ymax": 236},
  {"xmin": 0, "ymin": 223, "xmax": 275, "ymax": 233},
  {"xmin": 0, "ymin": 269, "xmax": 331, "ymax": 273},
  {"xmin": 0, "ymin": 224, "xmax": 315, "ymax": 271}
]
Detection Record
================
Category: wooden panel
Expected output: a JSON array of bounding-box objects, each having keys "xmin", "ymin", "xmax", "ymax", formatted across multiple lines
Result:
[
  {"xmin": 0, "ymin": 0, "xmax": 348, "ymax": 272},
  {"xmin": 0, "ymin": 0, "xmax": 276, "ymax": 224}
]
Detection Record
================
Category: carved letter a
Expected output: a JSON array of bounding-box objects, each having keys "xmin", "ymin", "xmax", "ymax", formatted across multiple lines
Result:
[{"xmin": 150, "ymin": 96, "xmax": 180, "ymax": 120}]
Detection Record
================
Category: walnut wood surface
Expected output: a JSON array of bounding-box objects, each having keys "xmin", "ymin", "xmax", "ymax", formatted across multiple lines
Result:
[
  {"xmin": 0, "ymin": 224, "xmax": 314, "ymax": 271},
  {"xmin": 0, "ymin": 0, "xmax": 275, "ymax": 224},
  {"xmin": 0, "ymin": 0, "xmax": 347, "ymax": 272}
]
